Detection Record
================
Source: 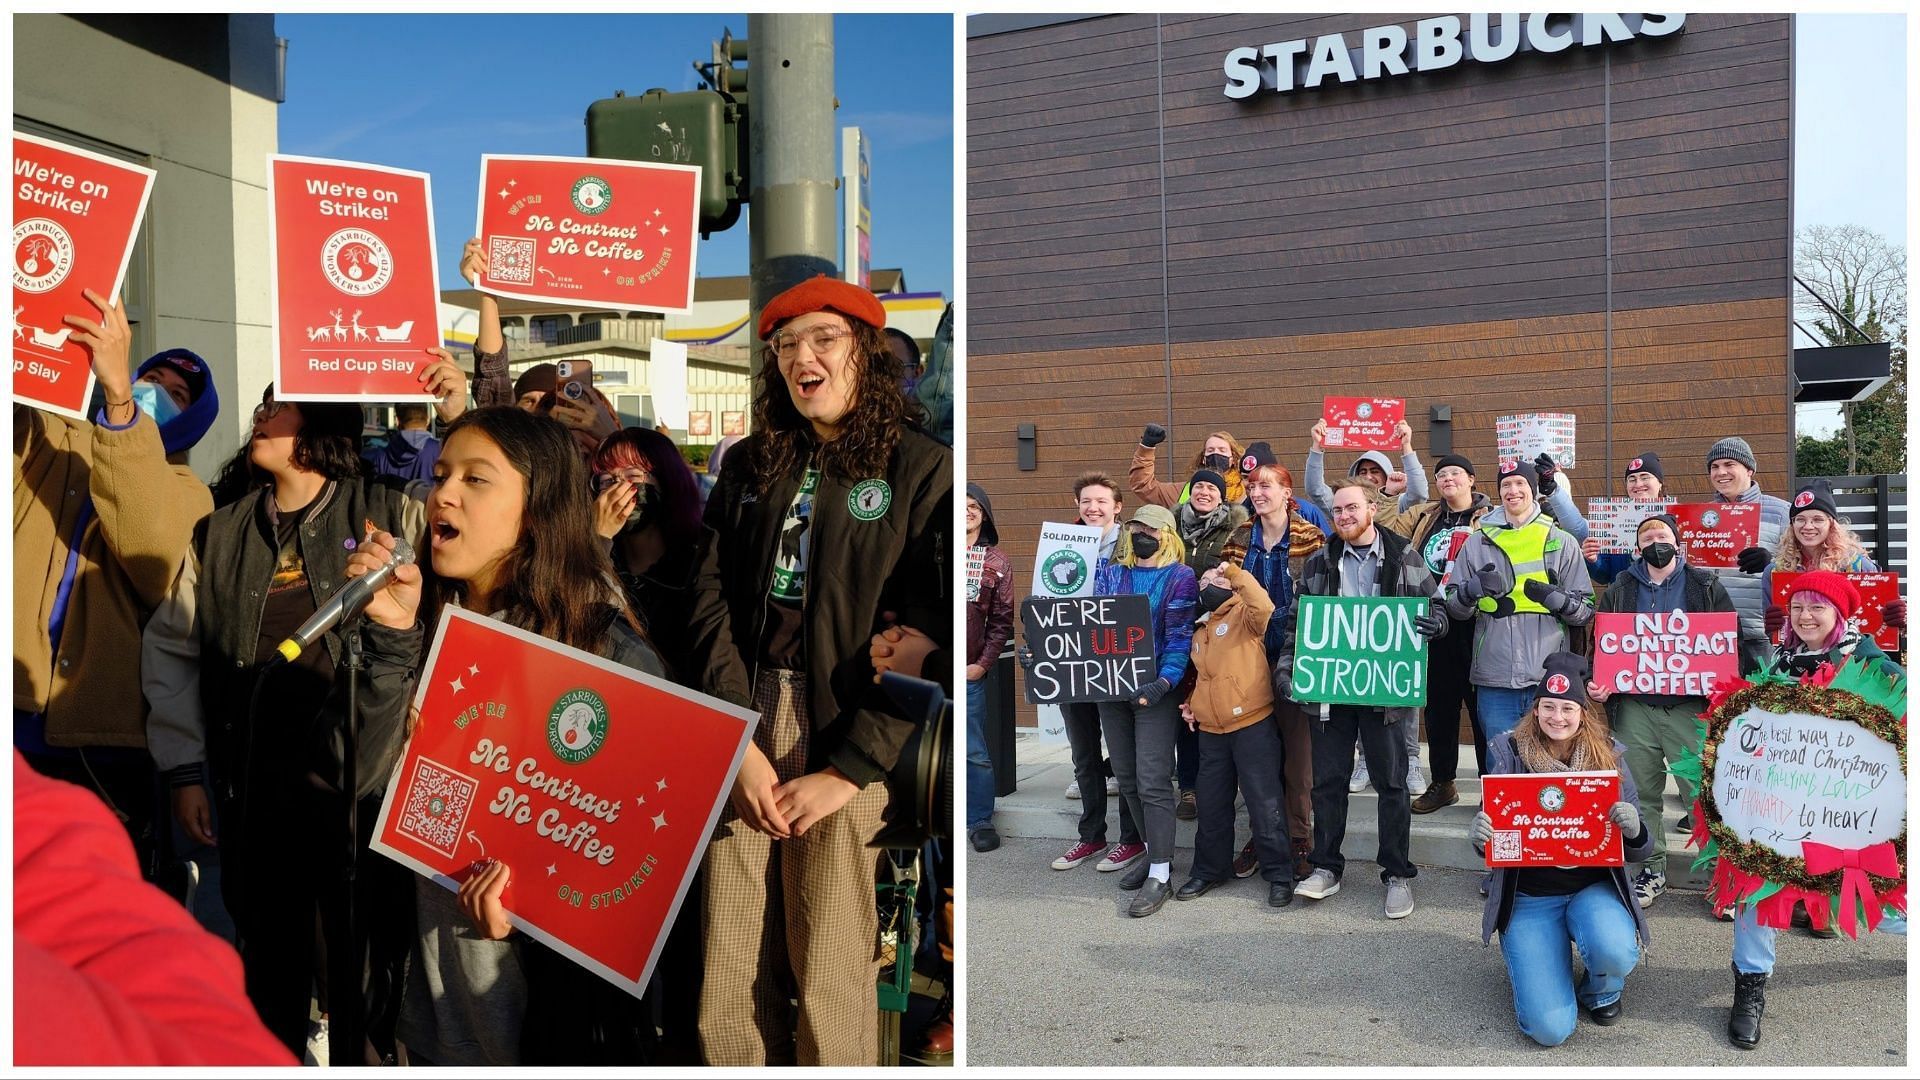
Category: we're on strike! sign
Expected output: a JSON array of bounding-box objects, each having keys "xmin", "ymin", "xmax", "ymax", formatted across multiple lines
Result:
[
  {"xmin": 1592, "ymin": 610, "xmax": 1741, "ymax": 698},
  {"xmin": 1020, "ymin": 594, "xmax": 1154, "ymax": 705},
  {"xmin": 1289, "ymin": 595, "xmax": 1429, "ymax": 708}
]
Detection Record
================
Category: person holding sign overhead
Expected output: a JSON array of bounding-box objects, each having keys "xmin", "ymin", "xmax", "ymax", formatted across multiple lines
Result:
[
  {"xmin": 690, "ymin": 275, "xmax": 949, "ymax": 1065},
  {"xmin": 1087, "ymin": 503, "xmax": 1198, "ymax": 917},
  {"xmin": 1469, "ymin": 652, "xmax": 1651, "ymax": 1047},
  {"xmin": 1586, "ymin": 512, "xmax": 1735, "ymax": 910},
  {"xmin": 1279, "ymin": 476, "xmax": 1448, "ymax": 920}
]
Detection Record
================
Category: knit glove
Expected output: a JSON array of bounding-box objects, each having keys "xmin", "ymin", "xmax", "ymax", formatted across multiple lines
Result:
[
  {"xmin": 1141, "ymin": 423, "xmax": 1167, "ymax": 448},
  {"xmin": 1764, "ymin": 604, "xmax": 1786, "ymax": 639},
  {"xmin": 1136, "ymin": 677, "xmax": 1172, "ymax": 707},
  {"xmin": 1883, "ymin": 599, "xmax": 1907, "ymax": 631},
  {"xmin": 1737, "ymin": 546, "xmax": 1772, "ymax": 575},
  {"xmin": 1453, "ymin": 565, "xmax": 1504, "ymax": 604},
  {"xmin": 1016, "ymin": 644, "xmax": 1035, "ymax": 670},
  {"xmin": 1271, "ymin": 655, "xmax": 1295, "ymax": 699},
  {"xmin": 1609, "ymin": 800, "xmax": 1641, "ymax": 837},
  {"xmin": 1522, "ymin": 577, "xmax": 1569, "ymax": 613},
  {"xmin": 1533, "ymin": 453, "xmax": 1559, "ymax": 498},
  {"xmin": 1414, "ymin": 606, "xmax": 1449, "ymax": 640},
  {"xmin": 1469, "ymin": 810, "xmax": 1495, "ymax": 851}
]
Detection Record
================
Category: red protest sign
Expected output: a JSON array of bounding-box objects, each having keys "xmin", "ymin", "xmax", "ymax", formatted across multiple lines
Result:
[
  {"xmin": 13, "ymin": 133, "xmax": 156, "ymax": 421},
  {"xmin": 1320, "ymin": 396, "xmax": 1404, "ymax": 451},
  {"xmin": 1482, "ymin": 771, "xmax": 1623, "ymax": 867},
  {"xmin": 371, "ymin": 607, "xmax": 756, "ymax": 997},
  {"xmin": 1593, "ymin": 610, "xmax": 1740, "ymax": 698},
  {"xmin": 1670, "ymin": 503, "xmax": 1759, "ymax": 569},
  {"xmin": 474, "ymin": 155, "xmax": 701, "ymax": 314},
  {"xmin": 269, "ymin": 156, "xmax": 440, "ymax": 402},
  {"xmin": 1772, "ymin": 571, "xmax": 1902, "ymax": 652}
]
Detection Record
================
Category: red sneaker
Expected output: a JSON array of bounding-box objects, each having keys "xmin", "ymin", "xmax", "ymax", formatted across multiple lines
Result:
[
  {"xmin": 1052, "ymin": 841, "xmax": 1105, "ymax": 870},
  {"xmin": 1096, "ymin": 842, "xmax": 1147, "ymax": 872}
]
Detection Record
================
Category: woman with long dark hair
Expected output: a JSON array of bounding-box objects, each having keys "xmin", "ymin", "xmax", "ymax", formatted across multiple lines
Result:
[
  {"xmin": 142, "ymin": 383, "xmax": 425, "ymax": 1063},
  {"xmin": 344, "ymin": 406, "xmax": 664, "ymax": 1066},
  {"xmin": 590, "ymin": 426, "xmax": 712, "ymax": 682},
  {"xmin": 691, "ymin": 275, "xmax": 949, "ymax": 1065}
]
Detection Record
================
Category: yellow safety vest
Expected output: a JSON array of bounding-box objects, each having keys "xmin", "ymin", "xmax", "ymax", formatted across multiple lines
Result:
[{"xmin": 1478, "ymin": 519, "xmax": 1553, "ymax": 616}]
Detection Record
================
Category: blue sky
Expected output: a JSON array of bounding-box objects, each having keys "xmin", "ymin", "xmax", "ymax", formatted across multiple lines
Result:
[{"xmin": 276, "ymin": 13, "xmax": 954, "ymax": 297}]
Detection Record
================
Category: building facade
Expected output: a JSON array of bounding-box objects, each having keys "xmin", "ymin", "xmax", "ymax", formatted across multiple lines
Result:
[{"xmin": 969, "ymin": 12, "xmax": 1794, "ymax": 724}]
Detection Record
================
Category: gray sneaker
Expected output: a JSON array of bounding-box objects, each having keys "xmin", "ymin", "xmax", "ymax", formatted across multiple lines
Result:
[
  {"xmin": 1295, "ymin": 868, "xmax": 1341, "ymax": 900},
  {"xmin": 1384, "ymin": 876, "xmax": 1415, "ymax": 919}
]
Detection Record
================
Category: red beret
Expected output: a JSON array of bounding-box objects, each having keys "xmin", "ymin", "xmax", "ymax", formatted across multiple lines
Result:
[{"xmin": 757, "ymin": 274, "xmax": 887, "ymax": 339}]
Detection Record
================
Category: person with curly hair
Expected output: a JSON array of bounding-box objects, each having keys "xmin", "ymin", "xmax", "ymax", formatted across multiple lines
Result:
[
  {"xmin": 1753, "ymin": 480, "xmax": 1906, "ymax": 645},
  {"xmin": 1130, "ymin": 424, "xmax": 1245, "ymax": 509},
  {"xmin": 689, "ymin": 275, "xmax": 949, "ymax": 1065}
]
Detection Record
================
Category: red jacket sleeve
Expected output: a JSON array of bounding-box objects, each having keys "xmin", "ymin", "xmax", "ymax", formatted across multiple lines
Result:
[
  {"xmin": 12, "ymin": 754, "xmax": 296, "ymax": 1066},
  {"xmin": 975, "ymin": 546, "xmax": 1016, "ymax": 671}
]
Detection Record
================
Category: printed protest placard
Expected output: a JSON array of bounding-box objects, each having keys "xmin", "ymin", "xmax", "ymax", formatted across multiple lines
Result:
[
  {"xmin": 269, "ymin": 156, "xmax": 440, "ymax": 402},
  {"xmin": 1586, "ymin": 498, "xmax": 1677, "ymax": 555},
  {"xmin": 721, "ymin": 411, "xmax": 746, "ymax": 436},
  {"xmin": 1593, "ymin": 610, "xmax": 1741, "ymax": 698},
  {"xmin": 1670, "ymin": 503, "xmax": 1759, "ymax": 569},
  {"xmin": 1482, "ymin": 772, "xmax": 1624, "ymax": 867},
  {"xmin": 1031, "ymin": 521, "xmax": 1104, "ymax": 599},
  {"xmin": 1289, "ymin": 595, "xmax": 1430, "ymax": 708},
  {"xmin": 1711, "ymin": 707, "xmax": 1904, "ymax": 855},
  {"xmin": 13, "ymin": 133, "xmax": 156, "ymax": 420},
  {"xmin": 1321, "ymin": 396, "xmax": 1404, "ymax": 451},
  {"xmin": 1020, "ymin": 594, "xmax": 1154, "ymax": 705},
  {"xmin": 965, "ymin": 545, "xmax": 986, "ymax": 603},
  {"xmin": 1772, "ymin": 571, "xmax": 1902, "ymax": 652},
  {"xmin": 372, "ymin": 607, "xmax": 756, "ymax": 997},
  {"xmin": 1496, "ymin": 413, "xmax": 1577, "ymax": 469},
  {"xmin": 475, "ymin": 155, "xmax": 700, "ymax": 314}
]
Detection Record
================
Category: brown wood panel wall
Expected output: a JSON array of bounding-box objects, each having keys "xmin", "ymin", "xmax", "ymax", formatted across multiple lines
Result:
[
  {"xmin": 968, "ymin": 13, "xmax": 1791, "ymax": 354},
  {"xmin": 970, "ymin": 298, "xmax": 1791, "ymax": 730}
]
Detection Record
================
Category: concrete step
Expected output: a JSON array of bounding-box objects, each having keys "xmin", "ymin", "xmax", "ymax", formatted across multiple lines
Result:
[{"xmin": 995, "ymin": 733, "xmax": 1710, "ymax": 890}]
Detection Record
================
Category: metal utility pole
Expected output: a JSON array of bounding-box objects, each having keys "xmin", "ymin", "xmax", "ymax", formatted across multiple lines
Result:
[{"xmin": 747, "ymin": 14, "xmax": 838, "ymax": 373}]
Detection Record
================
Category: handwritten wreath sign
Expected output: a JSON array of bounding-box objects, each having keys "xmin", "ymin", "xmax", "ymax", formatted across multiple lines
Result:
[{"xmin": 1673, "ymin": 656, "xmax": 1907, "ymax": 937}]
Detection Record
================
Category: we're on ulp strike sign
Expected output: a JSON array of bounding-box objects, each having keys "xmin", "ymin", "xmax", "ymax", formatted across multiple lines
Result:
[
  {"xmin": 13, "ymin": 133, "xmax": 155, "ymax": 420},
  {"xmin": 269, "ymin": 156, "xmax": 440, "ymax": 401}
]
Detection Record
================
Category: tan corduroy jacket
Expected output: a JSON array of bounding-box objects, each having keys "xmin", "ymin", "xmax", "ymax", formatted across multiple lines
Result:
[
  {"xmin": 13, "ymin": 405, "xmax": 212, "ymax": 748},
  {"xmin": 1187, "ymin": 563, "xmax": 1276, "ymax": 735}
]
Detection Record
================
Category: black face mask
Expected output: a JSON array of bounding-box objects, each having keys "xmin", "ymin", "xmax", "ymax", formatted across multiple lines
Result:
[
  {"xmin": 1202, "ymin": 453, "xmax": 1231, "ymax": 472},
  {"xmin": 1130, "ymin": 532, "xmax": 1161, "ymax": 560},
  {"xmin": 1640, "ymin": 542, "xmax": 1676, "ymax": 569},
  {"xmin": 619, "ymin": 483, "xmax": 660, "ymax": 535},
  {"xmin": 1196, "ymin": 584, "xmax": 1233, "ymax": 616}
]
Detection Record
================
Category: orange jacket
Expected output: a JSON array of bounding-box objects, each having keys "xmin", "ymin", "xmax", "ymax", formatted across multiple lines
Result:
[{"xmin": 1186, "ymin": 563, "xmax": 1276, "ymax": 734}]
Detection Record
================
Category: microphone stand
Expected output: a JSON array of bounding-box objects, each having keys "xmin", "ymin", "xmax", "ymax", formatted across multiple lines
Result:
[{"xmin": 328, "ymin": 619, "xmax": 366, "ymax": 1066}]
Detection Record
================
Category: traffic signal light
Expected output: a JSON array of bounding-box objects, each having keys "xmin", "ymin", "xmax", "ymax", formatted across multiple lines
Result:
[{"xmin": 586, "ymin": 30, "xmax": 748, "ymax": 237}]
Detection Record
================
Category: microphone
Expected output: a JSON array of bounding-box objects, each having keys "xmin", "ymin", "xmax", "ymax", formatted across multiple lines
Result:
[{"xmin": 275, "ymin": 536, "xmax": 416, "ymax": 663}]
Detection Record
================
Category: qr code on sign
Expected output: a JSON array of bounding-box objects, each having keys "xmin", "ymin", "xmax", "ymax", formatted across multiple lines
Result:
[
  {"xmin": 1491, "ymin": 830, "xmax": 1523, "ymax": 863},
  {"xmin": 488, "ymin": 236, "xmax": 535, "ymax": 285},
  {"xmin": 396, "ymin": 756, "xmax": 479, "ymax": 858}
]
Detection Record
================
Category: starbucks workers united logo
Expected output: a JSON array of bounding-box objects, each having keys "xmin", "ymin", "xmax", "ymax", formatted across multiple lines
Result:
[
  {"xmin": 571, "ymin": 176, "xmax": 612, "ymax": 215},
  {"xmin": 548, "ymin": 688, "xmax": 609, "ymax": 764}
]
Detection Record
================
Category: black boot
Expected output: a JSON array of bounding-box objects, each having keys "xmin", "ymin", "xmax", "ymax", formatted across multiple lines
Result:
[{"xmin": 1728, "ymin": 966, "xmax": 1767, "ymax": 1049}]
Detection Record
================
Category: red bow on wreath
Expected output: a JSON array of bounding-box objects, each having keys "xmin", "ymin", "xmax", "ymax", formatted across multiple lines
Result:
[{"xmin": 1802, "ymin": 840, "xmax": 1901, "ymax": 936}]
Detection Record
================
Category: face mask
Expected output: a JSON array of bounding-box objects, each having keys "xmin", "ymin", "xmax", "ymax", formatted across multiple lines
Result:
[
  {"xmin": 1639, "ymin": 542, "xmax": 1676, "ymax": 569},
  {"xmin": 1202, "ymin": 453, "xmax": 1231, "ymax": 472},
  {"xmin": 1130, "ymin": 532, "xmax": 1160, "ymax": 560},
  {"xmin": 1196, "ymin": 584, "xmax": 1233, "ymax": 616},
  {"xmin": 130, "ymin": 379, "xmax": 182, "ymax": 425},
  {"xmin": 619, "ymin": 483, "xmax": 660, "ymax": 534}
]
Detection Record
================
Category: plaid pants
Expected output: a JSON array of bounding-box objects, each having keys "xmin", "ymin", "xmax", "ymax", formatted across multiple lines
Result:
[{"xmin": 699, "ymin": 669, "xmax": 888, "ymax": 1066}]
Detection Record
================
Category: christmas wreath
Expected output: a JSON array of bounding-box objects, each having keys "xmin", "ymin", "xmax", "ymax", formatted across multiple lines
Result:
[{"xmin": 1671, "ymin": 655, "xmax": 1906, "ymax": 939}]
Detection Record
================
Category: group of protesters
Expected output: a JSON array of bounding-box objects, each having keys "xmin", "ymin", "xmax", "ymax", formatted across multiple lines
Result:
[
  {"xmin": 15, "ymin": 258, "xmax": 952, "ymax": 1067},
  {"xmin": 964, "ymin": 416, "xmax": 1905, "ymax": 1050}
]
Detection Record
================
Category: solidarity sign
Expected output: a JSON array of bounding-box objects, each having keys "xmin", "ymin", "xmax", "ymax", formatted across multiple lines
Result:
[
  {"xmin": 372, "ymin": 608, "xmax": 757, "ymax": 996},
  {"xmin": 13, "ymin": 133, "xmax": 155, "ymax": 420},
  {"xmin": 1030, "ymin": 521, "xmax": 1103, "ymax": 599},
  {"xmin": 269, "ymin": 156, "xmax": 441, "ymax": 401}
]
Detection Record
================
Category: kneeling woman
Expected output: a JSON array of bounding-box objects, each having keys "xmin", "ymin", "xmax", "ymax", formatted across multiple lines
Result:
[
  {"xmin": 346, "ymin": 407, "xmax": 664, "ymax": 1066},
  {"xmin": 1470, "ymin": 652, "xmax": 1652, "ymax": 1047}
]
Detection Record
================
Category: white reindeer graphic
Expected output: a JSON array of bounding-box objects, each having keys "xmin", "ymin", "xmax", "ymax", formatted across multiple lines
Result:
[
  {"xmin": 329, "ymin": 309, "xmax": 347, "ymax": 341},
  {"xmin": 350, "ymin": 310, "xmax": 372, "ymax": 342}
]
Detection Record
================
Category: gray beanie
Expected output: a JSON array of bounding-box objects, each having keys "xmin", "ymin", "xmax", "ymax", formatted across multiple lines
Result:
[{"xmin": 1706, "ymin": 436, "xmax": 1757, "ymax": 473}]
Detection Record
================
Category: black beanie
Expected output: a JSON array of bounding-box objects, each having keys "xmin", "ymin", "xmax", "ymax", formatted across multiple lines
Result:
[
  {"xmin": 1636, "ymin": 513, "xmax": 1680, "ymax": 543},
  {"xmin": 1239, "ymin": 441, "xmax": 1278, "ymax": 474},
  {"xmin": 1435, "ymin": 453, "xmax": 1475, "ymax": 477},
  {"xmin": 1790, "ymin": 480, "xmax": 1839, "ymax": 522},
  {"xmin": 1623, "ymin": 452, "xmax": 1664, "ymax": 486},
  {"xmin": 1537, "ymin": 651, "xmax": 1590, "ymax": 705},
  {"xmin": 1190, "ymin": 469, "xmax": 1228, "ymax": 497},
  {"xmin": 1496, "ymin": 457, "xmax": 1539, "ymax": 495}
]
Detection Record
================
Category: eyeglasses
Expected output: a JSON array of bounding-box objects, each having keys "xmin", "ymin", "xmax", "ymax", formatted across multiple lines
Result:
[
  {"xmin": 252, "ymin": 400, "xmax": 291, "ymax": 423},
  {"xmin": 770, "ymin": 325, "xmax": 851, "ymax": 359}
]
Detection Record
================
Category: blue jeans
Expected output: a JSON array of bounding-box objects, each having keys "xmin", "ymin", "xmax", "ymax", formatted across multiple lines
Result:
[
  {"xmin": 1732, "ymin": 903, "xmax": 1777, "ymax": 974},
  {"xmin": 1477, "ymin": 685, "xmax": 1537, "ymax": 745},
  {"xmin": 1500, "ymin": 884, "xmax": 1640, "ymax": 1046},
  {"xmin": 966, "ymin": 678, "xmax": 994, "ymax": 831}
]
